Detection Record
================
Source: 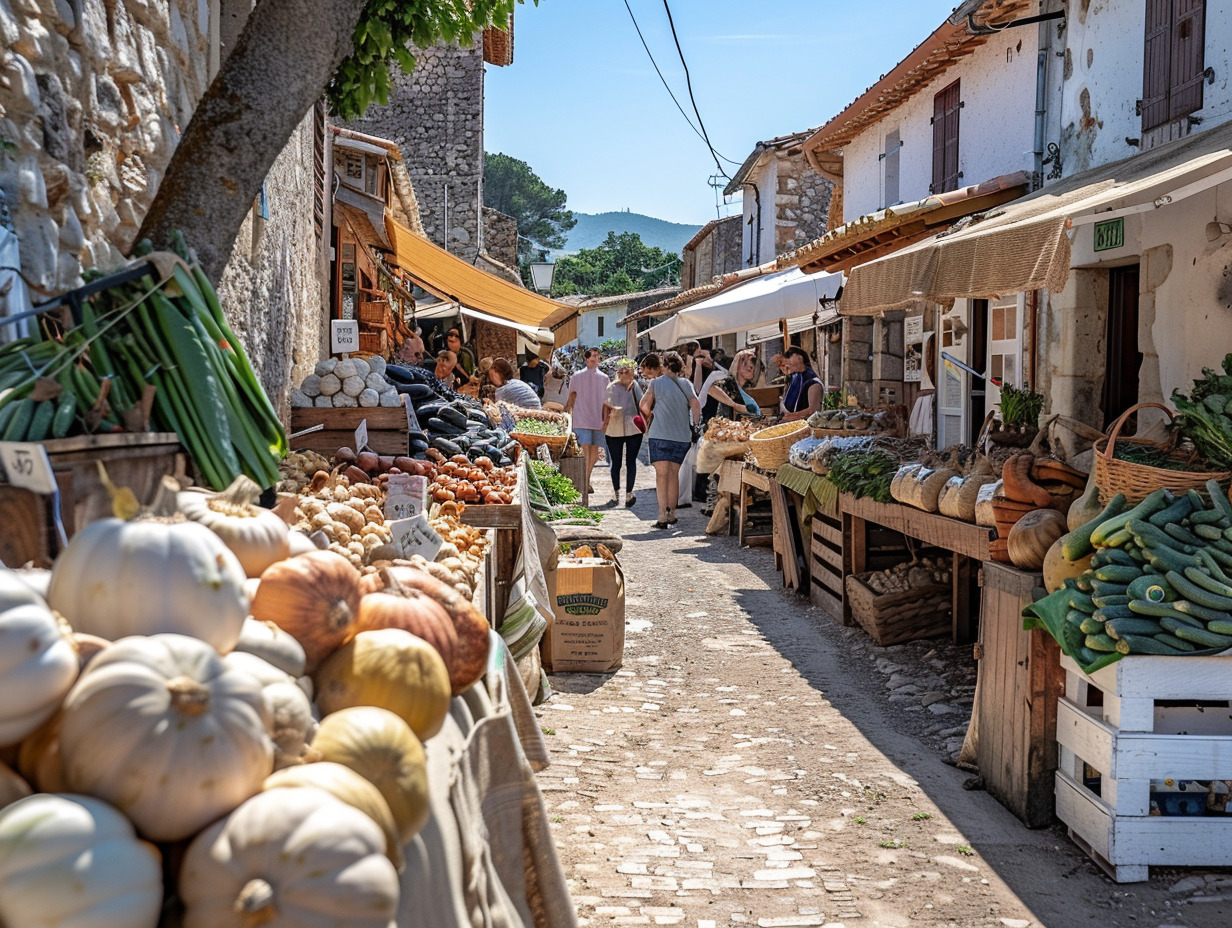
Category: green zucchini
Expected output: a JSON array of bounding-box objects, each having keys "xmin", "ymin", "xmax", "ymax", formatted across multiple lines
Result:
[
  {"xmin": 1090, "ymin": 489, "xmax": 1168, "ymax": 548},
  {"xmin": 1147, "ymin": 546, "xmax": 1202, "ymax": 574},
  {"xmin": 1116, "ymin": 633, "xmax": 1186, "ymax": 655},
  {"xmin": 1194, "ymin": 523, "xmax": 1225, "ymax": 541},
  {"xmin": 1092, "ymin": 594, "xmax": 1131, "ymax": 608},
  {"xmin": 1188, "ymin": 508, "xmax": 1228, "ymax": 525},
  {"xmin": 1084, "ymin": 633, "xmax": 1119, "ymax": 653},
  {"xmin": 1102, "ymin": 528, "xmax": 1133, "ymax": 549},
  {"xmin": 1075, "ymin": 573, "xmax": 1095, "ymax": 593},
  {"xmin": 1164, "ymin": 523, "xmax": 1204, "ymax": 547},
  {"xmin": 1196, "ymin": 549, "xmax": 1232, "ymax": 584},
  {"xmin": 1079, "ymin": 615, "xmax": 1108, "ymax": 635},
  {"xmin": 1206, "ymin": 479, "xmax": 1232, "ymax": 522},
  {"xmin": 0, "ymin": 400, "xmax": 22, "ymax": 437},
  {"xmin": 1207, "ymin": 619, "xmax": 1232, "ymax": 635},
  {"xmin": 1128, "ymin": 520, "xmax": 1195, "ymax": 553},
  {"xmin": 1077, "ymin": 646, "xmax": 1104, "ymax": 665},
  {"xmin": 24, "ymin": 401, "xmax": 54, "ymax": 442},
  {"xmin": 1172, "ymin": 624, "xmax": 1232, "ymax": 648},
  {"xmin": 1160, "ymin": 614, "xmax": 1206, "ymax": 632},
  {"xmin": 1127, "ymin": 574, "xmax": 1176, "ymax": 603},
  {"xmin": 1105, "ymin": 616, "xmax": 1165, "ymax": 639},
  {"xmin": 1068, "ymin": 591, "xmax": 1097, "ymax": 614},
  {"xmin": 1184, "ymin": 566, "xmax": 1232, "ymax": 598},
  {"xmin": 1064, "ymin": 492, "xmax": 1128, "ymax": 560},
  {"xmin": 1153, "ymin": 632, "xmax": 1198, "ymax": 652},
  {"xmin": 1148, "ymin": 496, "xmax": 1194, "ymax": 526},
  {"xmin": 1166, "ymin": 570, "xmax": 1232, "ymax": 611},
  {"xmin": 1187, "ymin": 488, "xmax": 1208, "ymax": 514},
  {"xmin": 1067, "ymin": 608, "xmax": 1092, "ymax": 627},
  {"xmin": 1171, "ymin": 599, "xmax": 1232, "ymax": 623},
  {"xmin": 1094, "ymin": 604, "xmax": 1137, "ymax": 622},
  {"xmin": 50, "ymin": 392, "xmax": 77, "ymax": 439},
  {"xmin": 1094, "ymin": 565, "xmax": 1140, "ymax": 584},
  {"xmin": 1091, "ymin": 579, "xmax": 1130, "ymax": 598},
  {"xmin": 1128, "ymin": 600, "xmax": 1197, "ymax": 620},
  {"xmin": 1126, "ymin": 545, "xmax": 1147, "ymax": 563}
]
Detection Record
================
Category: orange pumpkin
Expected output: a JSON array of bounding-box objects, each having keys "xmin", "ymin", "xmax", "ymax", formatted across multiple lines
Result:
[{"xmin": 251, "ymin": 551, "xmax": 361, "ymax": 672}]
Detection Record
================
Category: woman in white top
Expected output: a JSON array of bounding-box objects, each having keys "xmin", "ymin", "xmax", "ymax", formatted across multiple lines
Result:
[
  {"xmin": 487, "ymin": 358, "xmax": 542, "ymax": 408},
  {"xmin": 602, "ymin": 359, "xmax": 643, "ymax": 508}
]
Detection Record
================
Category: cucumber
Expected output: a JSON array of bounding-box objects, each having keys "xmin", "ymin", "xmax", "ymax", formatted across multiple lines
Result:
[
  {"xmin": 1206, "ymin": 479, "xmax": 1232, "ymax": 522},
  {"xmin": 1194, "ymin": 523, "xmax": 1225, "ymax": 541},
  {"xmin": 1128, "ymin": 520, "xmax": 1195, "ymax": 553},
  {"xmin": 2, "ymin": 399, "xmax": 34, "ymax": 441},
  {"xmin": 1094, "ymin": 604, "xmax": 1136, "ymax": 622},
  {"xmin": 1196, "ymin": 549, "xmax": 1232, "ymax": 584},
  {"xmin": 1153, "ymin": 632, "xmax": 1198, "ymax": 652},
  {"xmin": 1091, "ymin": 579, "xmax": 1130, "ymax": 598},
  {"xmin": 1166, "ymin": 570, "xmax": 1232, "ymax": 611},
  {"xmin": 1075, "ymin": 573, "xmax": 1094, "ymax": 593},
  {"xmin": 1094, "ymin": 565, "xmax": 1140, "ymax": 584},
  {"xmin": 0, "ymin": 400, "xmax": 22, "ymax": 437},
  {"xmin": 1128, "ymin": 600, "xmax": 1197, "ymax": 619},
  {"xmin": 1096, "ymin": 548, "xmax": 1137, "ymax": 567},
  {"xmin": 1102, "ymin": 528, "xmax": 1133, "ymax": 549},
  {"xmin": 1077, "ymin": 646, "xmax": 1104, "ymax": 665},
  {"xmin": 1148, "ymin": 496, "xmax": 1194, "ymax": 527},
  {"xmin": 1090, "ymin": 489, "xmax": 1167, "ymax": 548},
  {"xmin": 1068, "ymin": 590, "xmax": 1097, "ymax": 614},
  {"xmin": 1172, "ymin": 624, "xmax": 1232, "ymax": 648},
  {"xmin": 1171, "ymin": 599, "xmax": 1232, "ymax": 623},
  {"xmin": 1127, "ymin": 575, "xmax": 1176, "ymax": 603},
  {"xmin": 1187, "ymin": 488, "xmax": 1208, "ymax": 515},
  {"xmin": 1127, "ymin": 545, "xmax": 1148, "ymax": 563},
  {"xmin": 1116, "ymin": 633, "xmax": 1186, "ymax": 655},
  {"xmin": 1208, "ymin": 619, "xmax": 1232, "ymax": 635},
  {"xmin": 1079, "ymin": 615, "xmax": 1107, "ymax": 635},
  {"xmin": 1160, "ymin": 614, "xmax": 1206, "ymax": 632},
  {"xmin": 1092, "ymin": 594, "xmax": 1131, "ymax": 608},
  {"xmin": 1147, "ymin": 545, "xmax": 1202, "ymax": 574},
  {"xmin": 1064, "ymin": 492, "xmax": 1128, "ymax": 560},
  {"xmin": 1164, "ymin": 523, "xmax": 1204, "ymax": 547},
  {"xmin": 1188, "ymin": 508, "xmax": 1228, "ymax": 525},
  {"xmin": 1085, "ymin": 633, "xmax": 1119, "ymax": 653},
  {"xmin": 50, "ymin": 392, "xmax": 77, "ymax": 439},
  {"xmin": 1184, "ymin": 566, "xmax": 1232, "ymax": 598},
  {"xmin": 1105, "ymin": 616, "xmax": 1165, "ymax": 639}
]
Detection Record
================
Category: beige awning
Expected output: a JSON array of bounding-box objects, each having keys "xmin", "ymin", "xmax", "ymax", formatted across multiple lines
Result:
[{"xmin": 841, "ymin": 121, "xmax": 1232, "ymax": 316}]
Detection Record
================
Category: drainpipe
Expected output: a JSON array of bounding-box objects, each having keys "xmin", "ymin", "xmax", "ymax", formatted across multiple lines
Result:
[
  {"xmin": 749, "ymin": 182, "xmax": 762, "ymax": 267},
  {"xmin": 1033, "ymin": 5, "xmax": 1054, "ymax": 189}
]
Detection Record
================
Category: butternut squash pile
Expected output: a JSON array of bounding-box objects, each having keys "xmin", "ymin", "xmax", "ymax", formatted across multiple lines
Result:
[{"xmin": 0, "ymin": 467, "xmax": 497, "ymax": 927}]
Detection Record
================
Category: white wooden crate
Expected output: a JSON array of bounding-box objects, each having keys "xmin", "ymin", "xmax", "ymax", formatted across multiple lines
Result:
[{"xmin": 1055, "ymin": 653, "xmax": 1232, "ymax": 882}]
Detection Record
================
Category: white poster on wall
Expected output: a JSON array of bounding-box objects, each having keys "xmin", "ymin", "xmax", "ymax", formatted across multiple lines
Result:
[{"xmin": 903, "ymin": 314, "xmax": 924, "ymax": 383}]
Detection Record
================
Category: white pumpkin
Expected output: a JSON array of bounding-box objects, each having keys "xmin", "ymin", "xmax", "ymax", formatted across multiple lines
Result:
[
  {"xmin": 0, "ymin": 566, "xmax": 48, "ymax": 611},
  {"xmin": 0, "ymin": 602, "xmax": 79, "ymax": 746},
  {"xmin": 46, "ymin": 517, "xmax": 249, "ymax": 653},
  {"xmin": 178, "ymin": 476, "xmax": 292, "ymax": 577},
  {"xmin": 224, "ymin": 650, "xmax": 317, "ymax": 770},
  {"xmin": 180, "ymin": 787, "xmax": 399, "ymax": 928},
  {"xmin": 0, "ymin": 793, "xmax": 163, "ymax": 928},
  {"xmin": 234, "ymin": 617, "xmax": 308, "ymax": 677},
  {"xmin": 59, "ymin": 633, "xmax": 274, "ymax": 841}
]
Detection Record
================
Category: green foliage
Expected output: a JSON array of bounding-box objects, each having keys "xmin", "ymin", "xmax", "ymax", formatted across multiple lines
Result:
[
  {"xmin": 328, "ymin": 0, "xmax": 526, "ymax": 120},
  {"xmin": 998, "ymin": 383, "xmax": 1044, "ymax": 428},
  {"xmin": 552, "ymin": 231, "xmax": 680, "ymax": 298},
  {"xmin": 1173, "ymin": 354, "xmax": 1232, "ymax": 470},
  {"xmin": 484, "ymin": 152, "xmax": 575, "ymax": 262}
]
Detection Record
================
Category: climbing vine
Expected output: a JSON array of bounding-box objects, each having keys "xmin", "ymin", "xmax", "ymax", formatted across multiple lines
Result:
[{"xmin": 327, "ymin": 0, "xmax": 526, "ymax": 119}]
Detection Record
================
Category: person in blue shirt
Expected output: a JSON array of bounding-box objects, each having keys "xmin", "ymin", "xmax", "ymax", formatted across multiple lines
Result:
[{"xmin": 780, "ymin": 346, "xmax": 823, "ymax": 422}]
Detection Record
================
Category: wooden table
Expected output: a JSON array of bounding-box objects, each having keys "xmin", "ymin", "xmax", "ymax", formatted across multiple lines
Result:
[
  {"xmin": 840, "ymin": 494, "xmax": 995, "ymax": 643},
  {"xmin": 738, "ymin": 465, "xmax": 774, "ymax": 548}
]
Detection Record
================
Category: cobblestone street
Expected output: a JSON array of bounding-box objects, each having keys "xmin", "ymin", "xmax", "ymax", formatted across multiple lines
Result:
[{"xmin": 536, "ymin": 475, "xmax": 1232, "ymax": 928}]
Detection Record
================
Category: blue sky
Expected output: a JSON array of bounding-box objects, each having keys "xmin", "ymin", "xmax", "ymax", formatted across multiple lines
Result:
[{"xmin": 485, "ymin": 0, "xmax": 962, "ymax": 226}]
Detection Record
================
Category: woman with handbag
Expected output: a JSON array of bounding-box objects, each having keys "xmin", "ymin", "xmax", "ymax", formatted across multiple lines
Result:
[
  {"xmin": 601, "ymin": 359, "xmax": 643, "ymax": 508},
  {"xmin": 639, "ymin": 351, "xmax": 701, "ymax": 529}
]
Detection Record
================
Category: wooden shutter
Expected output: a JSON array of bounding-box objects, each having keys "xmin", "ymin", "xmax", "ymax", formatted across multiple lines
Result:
[
  {"xmin": 1170, "ymin": 0, "xmax": 1206, "ymax": 121},
  {"xmin": 1142, "ymin": 0, "xmax": 1172, "ymax": 130},
  {"xmin": 882, "ymin": 128, "xmax": 900, "ymax": 207},
  {"xmin": 932, "ymin": 81, "xmax": 961, "ymax": 194}
]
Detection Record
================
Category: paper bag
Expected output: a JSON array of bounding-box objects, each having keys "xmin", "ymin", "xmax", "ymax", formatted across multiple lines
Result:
[{"xmin": 541, "ymin": 557, "xmax": 625, "ymax": 674}]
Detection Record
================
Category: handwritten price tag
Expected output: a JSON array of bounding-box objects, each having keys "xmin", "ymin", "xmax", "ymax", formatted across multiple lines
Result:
[
  {"xmin": 0, "ymin": 442, "xmax": 59, "ymax": 495},
  {"xmin": 404, "ymin": 396, "xmax": 421, "ymax": 433},
  {"xmin": 383, "ymin": 474, "xmax": 427, "ymax": 520},
  {"xmin": 354, "ymin": 418, "xmax": 369, "ymax": 453},
  {"xmin": 388, "ymin": 514, "xmax": 443, "ymax": 561}
]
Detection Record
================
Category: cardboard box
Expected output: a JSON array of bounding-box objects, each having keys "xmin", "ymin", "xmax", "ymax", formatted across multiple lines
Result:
[{"xmin": 541, "ymin": 556, "xmax": 625, "ymax": 674}]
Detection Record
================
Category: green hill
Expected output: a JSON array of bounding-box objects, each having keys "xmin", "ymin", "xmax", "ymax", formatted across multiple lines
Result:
[{"xmin": 563, "ymin": 211, "xmax": 702, "ymax": 257}]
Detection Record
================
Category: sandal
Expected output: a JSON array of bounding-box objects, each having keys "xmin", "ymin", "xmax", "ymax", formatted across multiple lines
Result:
[{"xmin": 652, "ymin": 520, "xmax": 669, "ymax": 529}]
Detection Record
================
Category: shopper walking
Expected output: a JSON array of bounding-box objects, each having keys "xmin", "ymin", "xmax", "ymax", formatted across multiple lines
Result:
[
  {"xmin": 602, "ymin": 359, "xmax": 644, "ymax": 508},
  {"xmin": 565, "ymin": 347, "xmax": 610, "ymax": 494},
  {"xmin": 640, "ymin": 351, "xmax": 701, "ymax": 529}
]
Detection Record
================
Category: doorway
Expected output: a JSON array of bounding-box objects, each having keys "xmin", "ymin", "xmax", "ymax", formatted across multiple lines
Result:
[{"xmin": 1102, "ymin": 265, "xmax": 1142, "ymax": 430}]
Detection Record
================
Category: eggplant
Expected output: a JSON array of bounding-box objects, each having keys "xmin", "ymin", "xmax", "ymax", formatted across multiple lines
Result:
[
  {"xmin": 438, "ymin": 406, "xmax": 469, "ymax": 429},
  {"xmin": 427, "ymin": 416, "xmax": 466, "ymax": 437},
  {"xmin": 401, "ymin": 383, "xmax": 438, "ymax": 402},
  {"xmin": 385, "ymin": 364, "xmax": 434, "ymax": 385},
  {"xmin": 431, "ymin": 437, "xmax": 462, "ymax": 457}
]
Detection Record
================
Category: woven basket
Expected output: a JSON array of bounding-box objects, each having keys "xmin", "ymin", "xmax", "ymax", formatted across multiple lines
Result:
[
  {"xmin": 1093, "ymin": 403, "xmax": 1232, "ymax": 505},
  {"xmin": 510, "ymin": 411, "xmax": 572, "ymax": 461},
  {"xmin": 748, "ymin": 420, "xmax": 809, "ymax": 470}
]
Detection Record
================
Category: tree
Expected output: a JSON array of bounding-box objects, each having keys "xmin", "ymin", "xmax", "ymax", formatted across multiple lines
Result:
[
  {"xmin": 483, "ymin": 153, "xmax": 575, "ymax": 263},
  {"xmin": 551, "ymin": 231, "xmax": 680, "ymax": 298},
  {"xmin": 138, "ymin": 0, "xmax": 523, "ymax": 283}
]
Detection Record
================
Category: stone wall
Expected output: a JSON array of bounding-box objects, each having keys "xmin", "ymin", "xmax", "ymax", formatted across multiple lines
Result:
[
  {"xmin": 843, "ymin": 316, "xmax": 875, "ymax": 406},
  {"xmin": 0, "ymin": 1, "xmax": 326, "ymax": 416},
  {"xmin": 482, "ymin": 205, "xmax": 518, "ymax": 269},
  {"xmin": 344, "ymin": 40, "xmax": 485, "ymax": 264},
  {"xmin": 684, "ymin": 215, "xmax": 741, "ymax": 289},
  {"xmin": 774, "ymin": 151, "xmax": 833, "ymax": 255}
]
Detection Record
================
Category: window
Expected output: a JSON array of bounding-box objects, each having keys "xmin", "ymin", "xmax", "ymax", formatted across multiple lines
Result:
[
  {"xmin": 881, "ymin": 128, "xmax": 901, "ymax": 208},
  {"xmin": 597, "ymin": 315, "xmax": 605, "ymax": 338},
  {"xmin": 931, "ymin": 81, "xmax": 961, "ymax": 194},
  {"xmin": 1143, "ymin": 0, "xmax": 1206, "ymax": 131}
]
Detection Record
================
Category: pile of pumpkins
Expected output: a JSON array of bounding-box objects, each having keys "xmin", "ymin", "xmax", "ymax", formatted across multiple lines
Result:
[{"xmin": 0, "ymin": 473, "xmax": 490, "ymax": 928}]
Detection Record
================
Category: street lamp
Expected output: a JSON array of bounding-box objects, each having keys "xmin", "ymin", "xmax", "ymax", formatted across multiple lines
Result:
[{"xmin": 529, "ymin": 261, "xmax": 556, "ymax": 295}]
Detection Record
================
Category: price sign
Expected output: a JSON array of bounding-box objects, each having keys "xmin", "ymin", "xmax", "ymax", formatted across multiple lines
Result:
[
  {"xmin": 354, "ymin": 418, "xmax": 369, "ymax": 453},
  {"xmin": 388, "ymin": 514, "xmax": 443, "ymax": 561},
  {"xmin": 330, "ymin": 319, "xmax": 360, "ymax": 355},
  {"xmin": 0, "ymin": 442, "xmax": 59, "ymax": 494},
  {"xmin": 383, "ymin": 473, "xmax": 427, "ymax": 520},
  {"xmin": 404, "ymin": 395, "xmax": 421, "ymax": 433}
]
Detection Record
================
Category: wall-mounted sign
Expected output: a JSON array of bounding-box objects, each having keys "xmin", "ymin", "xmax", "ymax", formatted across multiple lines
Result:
[
  {"xmin": 330, "ymin": 319, "xmax": 359, "ymax": 355},
  {"xmin": 903, "ymin": 315, "xmax": 924, "ymax": 383},
  {"xmin": 1093, "ymin": 217, "xmax": 1125, "ymax": 252}
]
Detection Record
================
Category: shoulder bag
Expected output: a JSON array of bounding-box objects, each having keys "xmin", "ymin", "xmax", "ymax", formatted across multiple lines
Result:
[{"xmin": 671, "ymin": 376, "xmax": 703, "ymax": 443}]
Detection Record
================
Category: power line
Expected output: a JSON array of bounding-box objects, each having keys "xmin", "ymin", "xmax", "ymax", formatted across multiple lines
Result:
[
  {"xmin": 620, "ymin": 0, "xmax": 740, "ymax": 172},
  {"xmin": 660, "ymin": 0, "xmax": 735, "ymax": 177}
]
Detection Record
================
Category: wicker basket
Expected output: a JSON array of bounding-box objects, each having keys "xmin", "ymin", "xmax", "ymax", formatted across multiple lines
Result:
[
  {"xmin": 1093, "ymin": 403, "xmax": 1232, "ymax": 505},
  {"xmin": 844, "ymin": 575, "xmax": 951, "ymax": 646},
  {"xmin": 510, "ymin": 411, "xmax": 572, "ymax": 461},
  {"xmin": 748, "ymin": 420, "xmax": 809, "ymax": 470}
]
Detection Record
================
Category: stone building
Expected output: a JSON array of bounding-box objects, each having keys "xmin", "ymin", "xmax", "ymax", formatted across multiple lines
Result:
[
  {"xmin": 0, "ymin": 0, "xmax": 324, "ymax": 415},
  {"xmin": 723, "ymin": 129, "xmax": 833, "ymax": 267},
  {"xmin": 679, "ymin": 215, "xmax": 742, "ymax": 290}
]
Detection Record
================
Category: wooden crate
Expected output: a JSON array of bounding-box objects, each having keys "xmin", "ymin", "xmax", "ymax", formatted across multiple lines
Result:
[
  {"xmin": 0, "ymin": 432, "xmax": 186, "ymax": 566},
  {"xmin": 809, "ymin": 511, "xmax": 843, "ymax": 618},
  {"xmin": 768, "ymin": 477, "xmax": 806, "ymax": 593},
  {"xmin": 975, "ymin": 562, "xmax": 1064, "ymax": 828},
  {"xmin": 739, "ymin": 465, "xmax": 774, "ymax": 548},
  {"xmin": 290, "ymin": 405, "xmax": 407, "ymax": 457},
  {"xmin": 843, "ymin": 574, "xmax": 951, "ymax": 646},
  {"xmin": 1055, "ymin": 652, "xmax": 1232, "ymax": 882}
]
